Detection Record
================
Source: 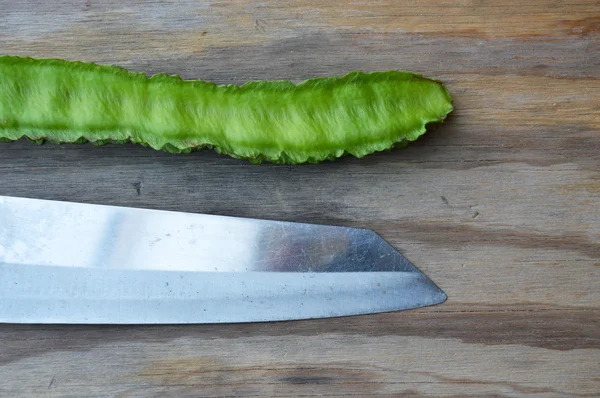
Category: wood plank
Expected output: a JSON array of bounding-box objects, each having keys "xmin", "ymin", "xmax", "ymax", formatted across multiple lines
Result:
[
  {"xmin": 0, "ymin": 0, "xmax": 598, "ymax": 397},
  {"xmin": 0, "ymin": 309, "xmax": 598, "ymax": 397}
]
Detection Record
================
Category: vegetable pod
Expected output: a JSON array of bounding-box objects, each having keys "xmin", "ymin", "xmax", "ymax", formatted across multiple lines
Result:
[{"xmin": 0, "ymin": 55, "xmax": 453, "ymax": 164}]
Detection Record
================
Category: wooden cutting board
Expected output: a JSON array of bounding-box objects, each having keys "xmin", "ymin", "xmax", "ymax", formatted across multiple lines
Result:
[{"xmin": 0, "ymin": 1, "xmax": 598, "ymax": 396}]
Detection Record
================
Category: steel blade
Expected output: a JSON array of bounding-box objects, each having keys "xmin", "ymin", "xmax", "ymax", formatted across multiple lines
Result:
[{"xmin": 0, "ymin": 196, "xmax": 446, "ymax": 324}]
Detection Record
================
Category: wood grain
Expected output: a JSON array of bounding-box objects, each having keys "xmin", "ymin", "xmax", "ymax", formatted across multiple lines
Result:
[{"xmin": 0, "ymin": 0, "xmax": 599, "ymax": 396}]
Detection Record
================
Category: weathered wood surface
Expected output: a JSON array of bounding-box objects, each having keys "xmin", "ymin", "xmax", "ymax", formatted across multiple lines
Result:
[{"xmin": 0, "ymin": 0, "xmax": 598, "ymax": 396}]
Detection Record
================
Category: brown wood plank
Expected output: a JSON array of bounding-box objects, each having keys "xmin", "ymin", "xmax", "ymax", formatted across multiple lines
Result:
[{"xmin": 0, "ymin": 0, "xmax": 598, "ymax": 396}]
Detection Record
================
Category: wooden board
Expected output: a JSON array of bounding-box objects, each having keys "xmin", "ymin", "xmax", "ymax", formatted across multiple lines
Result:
[{"xmin": 0, "ymin": 1, "xmax": 598, "ymax": 396}]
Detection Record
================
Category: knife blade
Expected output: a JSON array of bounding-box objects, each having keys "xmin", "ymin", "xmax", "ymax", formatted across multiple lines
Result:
[{"xmin": 0, "ymin": 195, "xmax": 446, "ymax": 324}]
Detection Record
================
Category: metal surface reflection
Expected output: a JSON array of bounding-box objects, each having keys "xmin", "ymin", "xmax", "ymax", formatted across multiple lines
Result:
[
  {"xmin": 0, "ymin": 196, "xmax": 417, "ymax": 273},
  {"xmin": 0, "ymin": 196, "xmax": 446, "ymax": 324}
]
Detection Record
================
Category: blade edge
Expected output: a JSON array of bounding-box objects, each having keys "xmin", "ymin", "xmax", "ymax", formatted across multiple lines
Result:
[{"xmin": 0, "ymin": 263, "xmax": 446, "ymax": 324}]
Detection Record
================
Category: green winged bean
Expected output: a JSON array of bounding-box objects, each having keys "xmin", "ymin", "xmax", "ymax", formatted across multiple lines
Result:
[{"xmin": 0, "ymin": 55, "xmax": 453, "ymax": 164}]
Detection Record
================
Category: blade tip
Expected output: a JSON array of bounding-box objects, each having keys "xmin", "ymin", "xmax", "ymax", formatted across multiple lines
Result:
[{"xmin": 430, "ymin": 286, "xmax": 448, "ymax": 306}]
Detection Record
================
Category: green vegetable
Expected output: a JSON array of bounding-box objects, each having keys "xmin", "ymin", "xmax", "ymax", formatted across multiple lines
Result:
[{"xmin": 0, "ymin": 55, "xmax": 452, "ymax": 164}]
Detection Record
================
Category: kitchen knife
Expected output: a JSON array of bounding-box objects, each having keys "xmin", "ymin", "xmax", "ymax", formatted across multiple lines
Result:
[{"xmin": 0, "ymin": 195, "xmax": 446, "ymax": 324}]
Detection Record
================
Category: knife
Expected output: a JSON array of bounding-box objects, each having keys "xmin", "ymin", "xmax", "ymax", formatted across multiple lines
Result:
[{"xmin": 0, "ymin": 195, "xmax": 446, "ymax": 324}]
